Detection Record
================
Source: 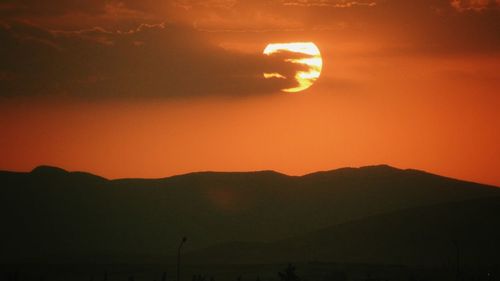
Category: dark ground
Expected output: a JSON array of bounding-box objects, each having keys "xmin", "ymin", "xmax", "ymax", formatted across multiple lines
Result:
[{"xmin": 1, "ymin": 262, "xmax": 499, "ymax": 281}]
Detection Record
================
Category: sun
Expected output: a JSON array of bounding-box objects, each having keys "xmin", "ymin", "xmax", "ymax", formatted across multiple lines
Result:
[{"xmin": 263, "ymin": 42, "xmax": 323, "ymax": 93}]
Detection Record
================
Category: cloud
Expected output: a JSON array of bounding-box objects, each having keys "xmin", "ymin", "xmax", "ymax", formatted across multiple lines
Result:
[
  {"xmin": 0, "ymin": 1, "xmax": 157, "ymax": 31},
  {"xmin": 0, "ymin": 22, "xmax": 304, "ymax": 99},
  {"xmin": 450, "ymin": 0, "xmax": 500, "ymax": 11},
  {"xmin": 162, "ymin": 0, "xmax": 500, "ymax": 54},
  {"xmin": 0, "ymin": 0, "xmax": 499, "ymax": 101},
  {"xmin": 283, "ymin": 0, "xmax": 500, "ymax": 54},
  {"xmin": 281, "ymin": 1, "xmax": 376, "ymax": 8},
  {"xmin": 2, "ymin": 0, "xmax": 498, "ymax": 54}
]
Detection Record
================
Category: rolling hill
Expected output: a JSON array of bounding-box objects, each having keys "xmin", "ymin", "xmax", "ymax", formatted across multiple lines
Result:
[
  {"xmin": 185, "ymin": 196, "xmax": 500, "ymax": 266},
  {"xmin": 0, "ymin": 165, "xmax": 498, "ymax": 264}
]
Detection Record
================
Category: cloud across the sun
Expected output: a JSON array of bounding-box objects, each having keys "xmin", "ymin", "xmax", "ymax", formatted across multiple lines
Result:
[
  {"xmin": 0, "ymin": 0, "xmax": 499, "ymax": 100},
  {"xmin": 0, "ymin": 22, "xmax": 306, "ymax": 99}
]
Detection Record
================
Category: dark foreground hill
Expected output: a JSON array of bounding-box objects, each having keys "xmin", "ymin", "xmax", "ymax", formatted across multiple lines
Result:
[
  {"xmin": 185, "ymin": 196, "xmax": 500, "ymax": 266},
  {"xmin": 0, "ymin": 165, "xmax": 498, "ymax": 265}
]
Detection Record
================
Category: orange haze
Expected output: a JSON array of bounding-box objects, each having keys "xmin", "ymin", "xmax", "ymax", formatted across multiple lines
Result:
[{"xmin": 0, "ymin": 0, "xmax": 499, "ymax": 186}]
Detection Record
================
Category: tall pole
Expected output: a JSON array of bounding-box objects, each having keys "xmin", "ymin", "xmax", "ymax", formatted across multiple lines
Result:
[{"xmin": 177, "ymin": 237, "xmax": 187, "ymax": 281}]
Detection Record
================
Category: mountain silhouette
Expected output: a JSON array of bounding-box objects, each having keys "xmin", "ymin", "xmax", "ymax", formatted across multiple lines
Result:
[{"xmin": 0, "ymin": 165, "xmax": 498, "ymax": 264}]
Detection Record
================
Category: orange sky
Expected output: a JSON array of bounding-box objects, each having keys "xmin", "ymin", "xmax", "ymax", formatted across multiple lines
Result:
[{"xmin": 0, "ymin": 0, "xmax": 499, "ymax": 186}]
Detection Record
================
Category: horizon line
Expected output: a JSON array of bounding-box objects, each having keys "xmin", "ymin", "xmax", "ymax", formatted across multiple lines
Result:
[{"xmin": 1, "ymin": 164, "xmax": 498, "ymax": 188}]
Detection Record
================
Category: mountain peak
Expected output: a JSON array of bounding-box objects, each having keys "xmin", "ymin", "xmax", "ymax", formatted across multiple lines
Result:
[
  {"xmin": 302, "ymin": 164, "xmax": 402, "ymax": 178},
  {"xmin": 31, "ymin": 165, "xmax": 68, "ymax": 175},
  {"xmin": 359, "ymin": 164, "xmax": 399, "ymax": 170}
]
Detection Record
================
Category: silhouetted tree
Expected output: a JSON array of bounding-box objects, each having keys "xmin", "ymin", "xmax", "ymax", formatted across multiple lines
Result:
[
  {"xmin": 278, "ymin": 264, "xmax": 300, "ymax": 281},
  {"xmin": 162, "ymin": 272, "xmax": 167, "ymax": 281}
]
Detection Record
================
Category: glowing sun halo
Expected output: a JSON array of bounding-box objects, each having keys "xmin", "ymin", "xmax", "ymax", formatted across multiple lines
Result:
[{"xmin": 263, "ymin": 42, "xmax": 323, "ymax": 93}]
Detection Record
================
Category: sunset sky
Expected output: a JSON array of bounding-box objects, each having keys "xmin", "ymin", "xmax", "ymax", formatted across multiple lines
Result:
[{"xmin": 1, "ymin": 0, "xmax": 499, "ymax": 186}]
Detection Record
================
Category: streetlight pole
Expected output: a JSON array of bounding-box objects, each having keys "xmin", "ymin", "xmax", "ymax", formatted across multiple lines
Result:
[{"xmin": 177, "ymin": 237, "xmax": 187, "ymax": 281}]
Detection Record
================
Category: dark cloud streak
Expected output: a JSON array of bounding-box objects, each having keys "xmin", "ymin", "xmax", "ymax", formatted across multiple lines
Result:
[
  {"xmin": 0, "ymin": 22, "xmax": 302, "ymax": 99},
  {"xmin": 1, "ymin": 0, "xmax": 499, "ymax": 100}
]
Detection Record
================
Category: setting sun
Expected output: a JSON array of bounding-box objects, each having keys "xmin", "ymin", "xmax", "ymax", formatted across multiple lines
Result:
[{"xmin": 263, "ymin": 42, "xmax": 323, "ymax": 93}]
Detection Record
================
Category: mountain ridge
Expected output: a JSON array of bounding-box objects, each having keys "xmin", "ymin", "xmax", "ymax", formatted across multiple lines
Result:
[
  {"xmin": 0, "ymin": 164, "xmax": 496, "ymax": 188},
  {"xmin": 1, "ymin": 164, "xmax": 499, "ymax": 264}
]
